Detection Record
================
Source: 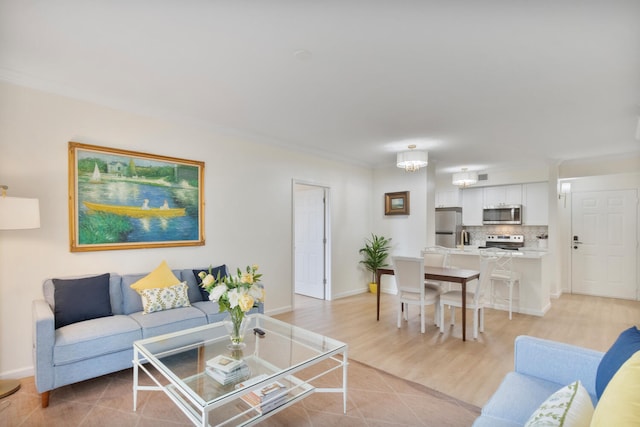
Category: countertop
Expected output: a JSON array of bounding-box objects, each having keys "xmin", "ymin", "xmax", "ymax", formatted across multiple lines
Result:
[{"xmin": 447, "ymin": 246, "xmax": 548, "ymax": 259}]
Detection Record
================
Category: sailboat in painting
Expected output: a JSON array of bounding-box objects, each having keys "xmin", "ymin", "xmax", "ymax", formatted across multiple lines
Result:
[{"xmin": 90, "ymin": 163, "xmax": 101, "ymax": 183}]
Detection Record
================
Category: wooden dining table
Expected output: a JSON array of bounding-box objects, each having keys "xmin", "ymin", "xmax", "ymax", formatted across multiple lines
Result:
[{"xmin": 375, "ymin": 266, "xmax": 481, "ymax": 341}]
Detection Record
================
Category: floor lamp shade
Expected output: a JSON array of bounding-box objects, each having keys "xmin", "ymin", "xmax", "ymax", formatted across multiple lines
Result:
[{"xmin": 0, "ymin": 196, "xmax": 40, "ymax": 230}]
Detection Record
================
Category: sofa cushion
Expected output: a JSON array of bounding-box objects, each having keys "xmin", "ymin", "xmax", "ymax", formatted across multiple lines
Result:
[
  {"xmin": 480, "ymin": 371, "xmax": 565, "ymax": 426},
  {"xmin": 192, "ymin": 265, "xmax": 228, "ymax": 301},
  {"xmin": 53, "ymin": 314, "xmax": 142, "ymax": 365},
  {"xmin": 524, "ymin": 380, "xmax": 593, "ymax": 427},
  {"xmin": 52, "ymin": 273, "xmax": 113, "ymax": 329},
  {"xmin": 139, "ymin": 282, "xmax": 191, "ymax": 314},
  {"xmin": 472, "ymin": 416, "xmax": 523, "ymax": 427},
  {"xmin": 595, "ymin": 326, "xmax": 640, "ymax": 398},
  {"xmin": 591, "ymin": 350, "xmax": 640, "ymax": 426},
  {"xmin": 130, "ymin": 260, "xmax": 181, "ymax": 292},
  {"xmin": 128, "ymin": 306, "xmax": 207, "ymax": 338}
]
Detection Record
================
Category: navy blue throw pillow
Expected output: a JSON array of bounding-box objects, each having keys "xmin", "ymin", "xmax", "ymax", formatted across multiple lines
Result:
[
  {"xmin": 595, "ymin": 326, "xmax": 640, "ymax": 398},
  {"xmin": 52, "ymin": 273, "xmax": 113, "ymax": 329},
  {"xmin": 193, "ymin": 265, "xmax": 228, "ymax": 301}
]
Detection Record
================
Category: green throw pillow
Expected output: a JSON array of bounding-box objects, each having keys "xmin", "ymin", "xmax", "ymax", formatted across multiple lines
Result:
[
  {"xmin": 139, "ymin": 282, "xmax": 191, "ymax": 314},
  {"xmin": 524, "ymin": 380, "xmax": 593, "ymax": 427}
]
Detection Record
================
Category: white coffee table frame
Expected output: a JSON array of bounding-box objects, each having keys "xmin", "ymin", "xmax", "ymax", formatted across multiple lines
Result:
[{"xmin": 133, "ymin": 314, "xmax": 347, "ymax": 427}]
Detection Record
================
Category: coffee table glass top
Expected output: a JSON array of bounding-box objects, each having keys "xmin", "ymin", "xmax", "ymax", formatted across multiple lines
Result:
[{"xmin": 134, "ymin": 314, "xmax": 346, "ymax": 411}]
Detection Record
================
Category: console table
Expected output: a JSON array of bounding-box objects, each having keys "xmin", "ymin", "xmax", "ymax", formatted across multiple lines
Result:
[{"xmin": 376, "ymin": 266, "xmax": 480, "ymax": 341}]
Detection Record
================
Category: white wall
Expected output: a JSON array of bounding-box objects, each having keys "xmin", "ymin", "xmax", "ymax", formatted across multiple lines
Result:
[
  {"xmin": 371, "ymin": 164, "xmax": 432, "ymax": 293},
  {"xmin": 0, "ymin": 82, "xmax": 373, "ymax": 378}
]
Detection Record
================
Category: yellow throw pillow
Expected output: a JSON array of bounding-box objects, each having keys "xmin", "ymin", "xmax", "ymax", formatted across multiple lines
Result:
[
  {"xmin": 130, "ymin": 260, "xmax": 181, "ymax": 292},
  {"xmin": 590, "ymin": 350, "xmax": 640, "ymax": 426}
]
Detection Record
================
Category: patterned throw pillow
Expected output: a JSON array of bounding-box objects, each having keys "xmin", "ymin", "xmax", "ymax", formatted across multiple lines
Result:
[
  {"xmin": 524, "ymin": 380, "xmax": 593, "ymax": 427},
  {"xmin": 139, "ymin": 282, "xmax": 191, "ymax": 314}
]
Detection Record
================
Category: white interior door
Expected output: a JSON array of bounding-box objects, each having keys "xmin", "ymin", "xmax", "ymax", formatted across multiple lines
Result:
[
  {"xmin": 571, "ymin": 189, "xmax": 638, "ymax": 300},
  {"xmin": 294, "ymin": 184, "xmax": 326, "ymax": 299}
]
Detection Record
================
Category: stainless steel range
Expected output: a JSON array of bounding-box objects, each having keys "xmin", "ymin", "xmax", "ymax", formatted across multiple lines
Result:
[{"xmin": 480, "ymin": 234, "xmax": 525, "ymax": 250}]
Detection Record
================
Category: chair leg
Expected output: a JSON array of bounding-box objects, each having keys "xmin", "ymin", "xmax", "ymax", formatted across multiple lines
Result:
[
  {"xmin": 439, "ymin": 302, "xmax": 445, "ymax": 333},
  {"xmin": 473, "ymin": 308, "xmax": 478, "ymax": 340},
  {"xmin": 508, "ymin": 281, "xmax": 513, "ymax": 320},
  {"xmin": 420, "ymin": 305, "xmax": 425, "ymax": 333},
  {"xmin": 450, "ymin": 306, "xmax": 456, "ymax": 326},
  {"xmin": 397, "ymin": 303, "xmax": 402, "ymax": 328},
  {"xmin": 479, "ymin": 307, "xmax": 485, "ymax": 333}
]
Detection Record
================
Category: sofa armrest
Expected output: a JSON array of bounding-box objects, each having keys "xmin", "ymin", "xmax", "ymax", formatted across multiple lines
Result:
[
  {"xmin": 32, "ymin": 299, "xmax": 55, "ymax": 393},
  {"xmin": 514, "ymin": 335, "xmax": 604, "ymax": 397}
]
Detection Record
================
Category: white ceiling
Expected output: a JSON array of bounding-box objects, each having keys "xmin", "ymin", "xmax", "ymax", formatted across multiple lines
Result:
[{"xmin": 1, "ymin": 1, "xmax": 639, "ymax": 175}]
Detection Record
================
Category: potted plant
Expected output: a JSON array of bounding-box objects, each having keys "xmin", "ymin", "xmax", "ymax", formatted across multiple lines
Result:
[{"xmin": 359, "ymin": 234, "xmax": 392, "ymax": 294}]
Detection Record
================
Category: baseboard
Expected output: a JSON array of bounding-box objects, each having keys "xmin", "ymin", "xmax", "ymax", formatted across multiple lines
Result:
[
  {"xmin": 0, "ymin": 366, "xmax": 33, "ymax": 380},
  {"xmin": 264, "ymin": 305, "xmax": 292, "ymax": 316},
  {"xmin": 332, "ymin": 287, "xmax": 369, "ymax": 299}
]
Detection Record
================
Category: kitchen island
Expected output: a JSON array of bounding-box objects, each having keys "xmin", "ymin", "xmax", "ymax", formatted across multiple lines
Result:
[{"xmin": 446, "ymin": 247, "xmax": 551, "ymax": 317}]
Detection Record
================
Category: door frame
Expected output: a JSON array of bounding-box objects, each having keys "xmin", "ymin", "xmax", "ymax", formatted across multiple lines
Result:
[{"xmin": 291, "ymin": 179, "xmax": 332, "ymax": 308}]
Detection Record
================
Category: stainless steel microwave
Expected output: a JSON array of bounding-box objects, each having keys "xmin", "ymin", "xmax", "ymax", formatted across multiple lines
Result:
[{"xmin": 482, "ymin": 205, "xmax": 522, "ymax": 224}]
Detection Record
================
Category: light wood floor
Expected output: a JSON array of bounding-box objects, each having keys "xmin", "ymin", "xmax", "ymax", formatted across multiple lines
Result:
[{"xmin": 274, "ymin": 291, "xmax": 639, "ymax": 408}]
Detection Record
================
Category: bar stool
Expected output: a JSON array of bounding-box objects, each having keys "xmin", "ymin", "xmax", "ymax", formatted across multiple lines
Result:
[{"xmin": 486, "ymin": 249, "xmax": 520, "ymax": 319}]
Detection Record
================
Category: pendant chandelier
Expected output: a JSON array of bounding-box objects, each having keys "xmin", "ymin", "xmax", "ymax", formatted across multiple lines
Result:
[
  {"xmin": 396, "ymin": 145, "xmax": 428, "ymax": 172},
  {"xmin": 452, "ymin": 168, "xmax": 478, "ymax": 187}
]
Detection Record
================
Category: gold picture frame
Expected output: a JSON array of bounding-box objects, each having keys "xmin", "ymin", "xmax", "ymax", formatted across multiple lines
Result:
[
  {"xmin": 68, "ymin": 142, "xmax": 205, "ymax": 252},
  {"xmin": 385, "ymin": 191, "xmax": 410, "ymax": 215}
]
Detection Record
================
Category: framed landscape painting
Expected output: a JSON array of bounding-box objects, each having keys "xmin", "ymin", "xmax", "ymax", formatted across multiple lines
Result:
[
  {"xmin": 68, "ymin": 142, "xmax": 205, "ymax": 252},
  {"xmin": 384, "ymin": 191, "xmax": 410, "ymax": 215}
]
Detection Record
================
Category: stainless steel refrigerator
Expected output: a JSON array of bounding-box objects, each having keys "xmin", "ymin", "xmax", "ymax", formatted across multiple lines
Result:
[{"xmin": 435, "ymin": 207, "xmax": 462, "ymax": 248}]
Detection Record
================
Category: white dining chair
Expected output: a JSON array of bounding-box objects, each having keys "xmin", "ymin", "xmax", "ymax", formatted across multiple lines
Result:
[
  {"xmin": 421, "ymin": 246, "xmax": 450, "ymax": 290},
  {"xmin": 393, "ymin": 256, "xmax": 440, "ymax": 333},
  {"xmin": 439, "ymin": 251, "xmax": 496, "ymax": 339}
]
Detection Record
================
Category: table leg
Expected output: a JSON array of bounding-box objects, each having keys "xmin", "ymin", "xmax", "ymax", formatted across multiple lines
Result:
[
  {"xmin": 376, "ymin": 270, "xmax": 382, "ymax": 321},
  {"xmin": 461, "ymin": 280, "xmax": 466, "ymax": 341},
  {"xmin": 133, "ymin": 349, "xmax": 139, "ymax": 411}
]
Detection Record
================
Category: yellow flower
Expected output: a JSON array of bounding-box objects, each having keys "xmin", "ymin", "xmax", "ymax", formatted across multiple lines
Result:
[
  {"xmin": 241, "ymin": 272, "xmax": 254, "ymax": 284},
  {"xmin": 201, "ymin": 274, "xmax": 215, "ymax": 287},
  {"xmin": 238, "ymin": 293, "xmax": 255, "ymax": 312}
]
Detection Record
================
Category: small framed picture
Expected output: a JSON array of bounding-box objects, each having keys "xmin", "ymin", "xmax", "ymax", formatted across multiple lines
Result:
[{"xmin": 385, "ymin": 191, "xmax": 410, "ymax": 215}]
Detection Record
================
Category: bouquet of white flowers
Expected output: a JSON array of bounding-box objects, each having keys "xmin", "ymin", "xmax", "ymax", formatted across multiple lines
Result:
[{"xmin": 199, "ymin": 264, "xmax": 264, "ymax": 346}]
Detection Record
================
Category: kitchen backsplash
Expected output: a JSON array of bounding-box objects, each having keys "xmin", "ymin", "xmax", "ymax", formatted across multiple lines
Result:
[{"xmin": 461, "ymin": 226, "xmax": 548, "ymax": 248}]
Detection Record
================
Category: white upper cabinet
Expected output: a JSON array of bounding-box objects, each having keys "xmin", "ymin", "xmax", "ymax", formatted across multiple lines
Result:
[
  {"xmin": 435, "ymin": 189, "xmax": 461, "ymax": 207},
  {"xmin": 523, "ymin": 182, "xmax": 548, "ymax": 225},
  {"xmin": 483, "ymin": 185, "xmax": 522, "ymax": 206},
  {"xmin": 461, "ymin": 187, "xmax": 483, "ymax": 225}
]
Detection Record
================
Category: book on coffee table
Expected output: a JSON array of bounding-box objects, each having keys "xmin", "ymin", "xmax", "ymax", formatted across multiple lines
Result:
[
  {"xmin": 236, "ymin": 374, "xmax": 287, "ymax": 414},
  {"xmin": 207, "ymin": 355, "xmax": 245, "ymax": 373}
]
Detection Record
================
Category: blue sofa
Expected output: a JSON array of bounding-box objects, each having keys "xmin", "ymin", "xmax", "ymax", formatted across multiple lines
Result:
[
  {"xmin": 473, "ymin": 335, "xmax": 604, "ymax": 427},
  {"xmin": 32, "ymin": 267, "xmax": 263, "ymax": 408}
]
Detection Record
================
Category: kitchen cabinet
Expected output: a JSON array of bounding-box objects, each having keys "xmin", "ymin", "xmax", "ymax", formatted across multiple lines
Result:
[
  {"xmin": 523, "ymin": 182, "xmax": 548, "ymax": 225},
  {"xmin": 461, "ymin": 187, "xmax": 483, "ymax": 225},
  {"xmin": 483, "ymin": 185, "xmax": 522, "ymax": 206},
  {"xmin": 435, "ymin": 189, "xmax": 461, "ymax": 207}
]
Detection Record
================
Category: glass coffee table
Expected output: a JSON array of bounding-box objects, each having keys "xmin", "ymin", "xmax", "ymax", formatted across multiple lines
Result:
[{"xmin": 133, "ymin": 314, "xmax": 348, "ymax": 426}]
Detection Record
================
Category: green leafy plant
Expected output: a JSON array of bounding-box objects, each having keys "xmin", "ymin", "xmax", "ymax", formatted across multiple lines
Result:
[{"xmin": 358, "ymin": 234, "xmax": 392, "ymax": 284}]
